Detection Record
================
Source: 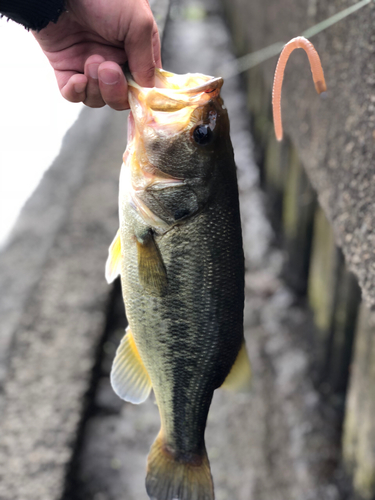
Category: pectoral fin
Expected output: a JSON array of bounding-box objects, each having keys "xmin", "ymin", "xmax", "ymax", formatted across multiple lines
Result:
[
  {"xmin": 137, "ymin": 231, "xmax": 167, "ymax": 296},
  {"xmin": 110, "ymin": 328, "xmax": 152, "ymax": 404},
  {"xmin": 221, "ymin": 341, "xmax": 252, "ymax": 393},
  {"xmin": 105, "ymin": 230, "xmax": 122, "ymax": 284}
]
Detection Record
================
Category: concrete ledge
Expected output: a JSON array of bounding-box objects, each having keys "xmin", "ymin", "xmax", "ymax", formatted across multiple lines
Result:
[
  {"xmin": 0, "ymin": 106, "xmax": 113, "ymax": 388},
  {"xmin": 0, "ymin": 107, "xmax": 126, "ymax": 500}
]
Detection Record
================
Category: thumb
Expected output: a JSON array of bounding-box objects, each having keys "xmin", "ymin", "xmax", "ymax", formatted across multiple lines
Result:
[{"xmin": 124, "ymin": 9, "xmax": 156, "ymax": 87}]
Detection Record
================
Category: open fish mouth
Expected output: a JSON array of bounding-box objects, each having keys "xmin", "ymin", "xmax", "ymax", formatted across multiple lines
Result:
[
  {"xmin": 126, "ymin": 68, "xmax": 224, "ymax": 131},
  {"xmin": 128, "ymin": 67, "xmax": 223, "ymax": 101},
  {"xmin": 153, "ymin": 68, "xmax": 223, "ymax": 96}
]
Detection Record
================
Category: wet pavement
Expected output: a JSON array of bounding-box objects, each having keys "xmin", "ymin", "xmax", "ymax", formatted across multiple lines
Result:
[{"xmin": 68, "ymin": 1, "xmax": 343, "ymax": 499}]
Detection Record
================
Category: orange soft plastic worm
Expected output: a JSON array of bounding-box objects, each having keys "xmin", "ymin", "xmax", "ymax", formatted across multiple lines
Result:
[{"xmin": 272, "ymin": 36, "xmax": 327, "ymax": 141}]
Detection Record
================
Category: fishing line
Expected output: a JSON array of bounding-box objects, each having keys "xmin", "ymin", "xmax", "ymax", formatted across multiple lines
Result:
[{"xmin": 218, "ymin": 0, "xmax": 373, "ymax": 78}]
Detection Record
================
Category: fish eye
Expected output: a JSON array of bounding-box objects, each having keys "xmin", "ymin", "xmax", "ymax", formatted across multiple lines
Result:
[{"xmin": 193, "ymin": 125, "xmax": 213, "ymax": 146}]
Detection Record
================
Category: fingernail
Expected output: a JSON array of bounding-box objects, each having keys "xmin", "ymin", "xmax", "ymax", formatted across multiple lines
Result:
[
  {"xmin": 100, "ymin": 68, "xmax": 120, "ymax": 85},
  {"xmin": 74, "ymin": 82, "xmax": 86, "ymax": 94},
  {"xmin": 88, "ymin": 64, "xmax": 99, "ymax": 79}
]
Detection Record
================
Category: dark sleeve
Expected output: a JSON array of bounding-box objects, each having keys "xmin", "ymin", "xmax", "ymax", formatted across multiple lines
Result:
[{"xmin": 0, "ymin": 0, "xmax": 66, "ymax": 31}]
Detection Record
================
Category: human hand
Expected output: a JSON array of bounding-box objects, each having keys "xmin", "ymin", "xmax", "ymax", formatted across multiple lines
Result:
[{"xmin": 33, "ymin": 0, "xmax": 161, "ymax": 110}]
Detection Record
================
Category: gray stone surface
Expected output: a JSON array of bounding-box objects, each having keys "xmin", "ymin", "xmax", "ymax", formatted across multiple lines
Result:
[
  {"xmin": 0, "ymin": 106, "xmax": 112, "ymax": 389},
  {"xmin": 223, "ymin": 0, "xmax": 375, "ymax": 307},
  {"xmin": 0, "ymin": 106, "xmax": 125, "ymax": 500}
]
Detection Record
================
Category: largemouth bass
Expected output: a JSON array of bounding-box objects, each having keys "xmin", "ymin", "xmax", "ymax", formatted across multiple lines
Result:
[{"xmin": 105, "ymin": 68, "xmax": 251, "ymax": 500}]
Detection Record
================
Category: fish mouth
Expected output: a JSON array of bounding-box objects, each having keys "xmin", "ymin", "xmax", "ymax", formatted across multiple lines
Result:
[
  {"xmin": 127, "ymin": 67, "xmax": 223, "ymax": 102},
  {"xmin": 126, "ymin": 68, "xmax": 223, "ymax": 130},
  {"xmin": 153, "ymin": 68, "xmax": 223, "ymax": 97}
]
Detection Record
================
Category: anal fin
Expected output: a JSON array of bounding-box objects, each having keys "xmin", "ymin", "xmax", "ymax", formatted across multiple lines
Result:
[
  {"xmin": 221, "ymin": 340, "xmax": 252, "ymax": 393},
  {"xmin": 105, "ymin": 229, "xmax": 122, "ymax": 284},
  {"xmin": 110, "ymin": 327, "xmax": 152, "ymax": 404},
  {"xmin": 137, "ymin": 230, "xmax": 167, "ymax": 296}
]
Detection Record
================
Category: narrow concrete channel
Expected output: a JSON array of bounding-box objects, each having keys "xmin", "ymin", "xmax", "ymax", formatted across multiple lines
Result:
[{"xmin": 67, "ymin": 1, "xmax": 345, "ymax": 499}]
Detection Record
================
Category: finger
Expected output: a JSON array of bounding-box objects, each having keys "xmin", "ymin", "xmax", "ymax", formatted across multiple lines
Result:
[
  {"xmin": 152, "ymin": 21, "xmax": 162, "ymax": 69},
  {"xmin": 98, "ymin": 62, "xmax": 129, "ymax": 111},
  {"xmin": 58, "ymin": 72, "xmax": 88, "ymax": 103},
  {"xmin": 124, "ymin": 8, "xmax": 156, "ymax": 87},
  {"xmin": 44, "ymin": 44, "xmax": 127, "ymax": 74},
  {"xmin": 84, "ymin": 54, "xmax": 106, "ymax": 108}
]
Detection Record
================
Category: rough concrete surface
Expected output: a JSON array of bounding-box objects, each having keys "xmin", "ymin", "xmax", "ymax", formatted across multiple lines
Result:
[
  {"xmin": 68, "ymin": 1, "xmax": 344, "ymax": 499},
  {"xmin": 223, "ymin": 0, "xmax": 375, "ymax": 308},
  {"xmin": 0, "ymin": 107, "xmax": 126, "ymax": 500},
  {"xmin": 0, "ymin": 106, "xmax": 112, "ymax": 389}
]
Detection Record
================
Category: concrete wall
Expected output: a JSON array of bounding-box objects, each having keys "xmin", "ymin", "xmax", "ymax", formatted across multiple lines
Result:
[{"xmin": 222, "ymin": 0, "xmax": 375, "ymax": 498}]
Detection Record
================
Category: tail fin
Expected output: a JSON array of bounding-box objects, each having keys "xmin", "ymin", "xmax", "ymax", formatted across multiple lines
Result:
[{"xmin": 146, "ymin": 433, "xmax": 214, "ymax": 500}]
